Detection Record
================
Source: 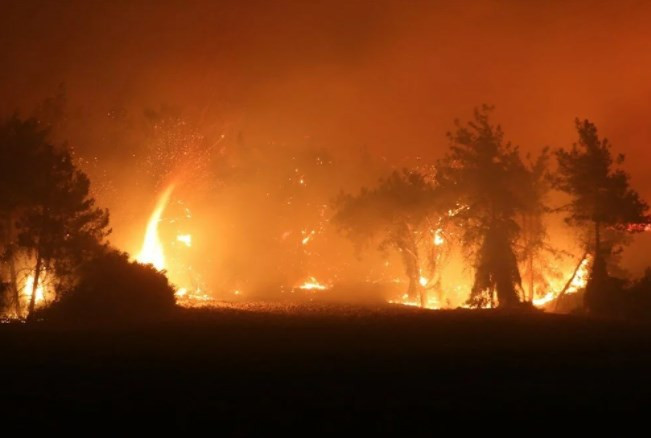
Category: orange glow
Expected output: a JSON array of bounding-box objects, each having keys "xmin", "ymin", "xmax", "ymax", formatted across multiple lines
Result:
[
  {"xmin": 389, "ymin": 293, "xmax": 440, "ymax": 310},
  {"xmin": 177, "ymin": 234, "xmax": 192, "ymax": 247},
  {"xmin": 433, "ymin": 228, "xmax": 444, "ymax": 246},
  {"xmin": 533, "ymin": 255, "xmax": 592, "ymax": 308},
  {"xmin": 22, "ymin": 273, "xmax": 45, "ymax": 306},
  {"xmin": 298, "ymin": 277, "xmax": 329, "ymax": 291}
]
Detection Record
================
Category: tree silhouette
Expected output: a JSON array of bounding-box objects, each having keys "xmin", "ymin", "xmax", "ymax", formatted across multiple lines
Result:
[
  {"xmin": 0, "ymin": 116, "xmax": 110, "ymax": 318},
  {"xmin": 555, "ymin": 119, "xmax": 649, "ymax": 313},
  {"xmin": 436, "ymin": 106, "xmax": 527, "ymax": 308},
  {"xmin": 333, "ymin": 170, "xmax": 439, "ymax": 306}
]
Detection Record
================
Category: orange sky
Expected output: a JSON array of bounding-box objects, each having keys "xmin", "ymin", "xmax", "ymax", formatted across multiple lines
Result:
[{"xmin": 2, "ymin": 0, "xmax": 651, "ymax": 273}]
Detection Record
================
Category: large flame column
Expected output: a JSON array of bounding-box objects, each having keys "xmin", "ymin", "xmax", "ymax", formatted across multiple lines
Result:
[{"xmin": 137, "ymin": 184, "xmax": 175, "ymax": 270}]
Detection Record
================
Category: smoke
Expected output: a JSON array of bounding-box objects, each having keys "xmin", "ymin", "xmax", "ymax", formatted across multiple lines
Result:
[{"xmin": 2, "ymin": 0, "xmax": 651, "ymax": 296}]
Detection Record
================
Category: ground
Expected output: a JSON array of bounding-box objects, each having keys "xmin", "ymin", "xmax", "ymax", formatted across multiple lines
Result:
[{"xmin": 2, "ymin": 302, "xmax": 651, "ymax": 429}]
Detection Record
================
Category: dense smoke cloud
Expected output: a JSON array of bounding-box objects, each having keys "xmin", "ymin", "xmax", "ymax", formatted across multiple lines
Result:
[{"xmin": 2, "ymin": 0, "xmax": 651, "ymax": 285}]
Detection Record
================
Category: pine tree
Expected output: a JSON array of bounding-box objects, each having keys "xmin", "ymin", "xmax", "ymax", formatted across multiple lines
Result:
[
  {"xmin": 436, "ymin": 106, "xmax": 527, "ymax": 308},
  {"xmin": 555, "ymin": 119, "xmax": 649, "ymax": 312},
  {"xmin": 333, "ymin": 170, "xmax": 439, "ymax": 306},
  {"xmin": 0, "ymin": 116, "xmax": 110, "ymax": 318}
]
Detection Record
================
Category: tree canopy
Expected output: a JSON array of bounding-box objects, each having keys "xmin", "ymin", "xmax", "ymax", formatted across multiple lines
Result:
[
  {"xmin": 555, "ymin": 119, "xmax": 649, "ymax": 252},
  {"xmin": 555, "ymin": 119, "xmax": 650, "ymax": 313},
  {"xmin": 435, "ymin": 106, "xmax": 531, "ymax": 308},
  {"xmin": 333, "ymin": 170, "xmax": 440, "ymax": 305},
  {"xmin": 0, "ymin": 115, "xmax": 110, "ymax": 318}
]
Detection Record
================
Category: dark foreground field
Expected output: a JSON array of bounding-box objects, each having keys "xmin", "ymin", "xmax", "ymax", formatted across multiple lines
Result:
[{"xmin": 2, "ymin": 303, "xmax": 651, "ymax": 429}]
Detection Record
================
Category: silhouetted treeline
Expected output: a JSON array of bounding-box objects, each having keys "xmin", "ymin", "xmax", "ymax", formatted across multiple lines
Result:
[
  {"xmin": 3, "ymin": 103, "xmax": 651, "ymax": 322},
  {"xmin": 0, "ymin": 115, "xmax": 176, "ymax": 321},
  {"xmin": 334, "ymin": 106, "xmax": 651, "ymax": 316}
]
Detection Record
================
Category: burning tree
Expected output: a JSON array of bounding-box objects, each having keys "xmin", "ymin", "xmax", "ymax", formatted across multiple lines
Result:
[
  {"xmin": 333, "ymin": 170, "xmax": 439, "ymax": 306},
  {"xmin": 436, "ymin": 106, "xmax": 529, "ymax": 308},
  {"xmin": 0, "ymin": 116, "xmax": 110, "ymax": 318},
  {"xmin": 555, "ymin": 119, "xmax": 649, "ymax": 313},
  {"xmin": 517, "ymin": 149, "xmax": 558, "ymax": 303}
]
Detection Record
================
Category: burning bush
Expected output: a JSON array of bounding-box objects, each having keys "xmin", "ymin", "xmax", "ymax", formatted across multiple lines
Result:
[{"xmin": 40, "ymin": 250, "xmax": 176, "ymax": 322}]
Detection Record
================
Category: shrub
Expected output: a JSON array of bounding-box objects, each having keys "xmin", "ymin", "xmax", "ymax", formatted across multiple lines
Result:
[{"xmin": 42, "ymin": 250, "xmax": 176, "ymax": 322}]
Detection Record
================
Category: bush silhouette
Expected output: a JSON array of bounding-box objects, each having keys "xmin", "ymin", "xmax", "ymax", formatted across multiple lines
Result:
[
  {"xmin": 584, "ymin": 256, "xmax": 625, "ymax": 316},
  {"xmin": 623, "ymin": 269, "xmax": 651, "ymax": 320},
  {"xmin": 42, "ymin": 250, "xmax": 176, "ymax": 322}
]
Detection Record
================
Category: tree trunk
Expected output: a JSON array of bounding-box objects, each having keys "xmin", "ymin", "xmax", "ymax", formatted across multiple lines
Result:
[
  {"xmin": 554, "ymin": 252, "xmax": 589, "ymax": 311},
  {"xmin": 403, "ymin": 247, "xmax": 425, "ymax": 305},
  {"xmin": 8, "ymin": 253, "xmax": 20, "ymax": 318},
  {"xmin": 594, "ymin": 220, "xmax": 601, "ymax": 261},
  {"xmin": 27, "ymin": 253, "xmax": 42, "ymax": 320},
  {"xmin": 398, "ymin": 222, "xmax": 425, "ymax": 306},
  {"xmin": 3, "ymin": 215, "xmax": 21, "ymax": 317},
  {"xmin": 528, "ymin": 252, "xmax": 534, "ymax": 302}
]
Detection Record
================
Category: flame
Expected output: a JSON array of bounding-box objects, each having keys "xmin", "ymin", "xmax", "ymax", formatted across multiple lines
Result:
[
  {"xmin": 135, "ymin": 185, "xmax": 217, "ymax": 308},
  {"xmin": 137, "ymin": 185, "xmax": 175, "ymax": 270},
  {"xmin": 22, "ymin": 273, "xmax": 45, "ymax": 305},
  {"xmin": 174, "ymin": 287, "xmax": 215, "ymax": 307},
  {"xmin": 298, "ymin": 276, "xmax": 328, "ymax": 290},
  {"xmin": 533, "ymin": 254, "xmax": 592, "ymax": 307},
  {"xmin": 565, "ymin": 255, "xmax": 592, "ymax": 295},
  {"xmin": 177, "ymin": 234, "xmax": 192, "ymax": 247},
  {"xmin": 532, "ymin": 291, "xmax": 556, "ymax": 307}
]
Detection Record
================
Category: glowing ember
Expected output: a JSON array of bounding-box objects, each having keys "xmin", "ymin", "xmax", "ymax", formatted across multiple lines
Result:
[
  {"xmin": 419, "ymin": 276, "xmax": 429, "ymax": 287},
  {"xmin": 298, "ymin": 277, "xmax": 328, "ymax": 290},
  {"xmin": 137, "ymin": 184, "xmax": 175, "ymax": 270},
  {"xmin": 177, "ymin": 234, "xmax": 192, "ymax": 247},
  {"xmin": 389, "ymin": 293, "xmax": 440, "ymax": 310},
  {"xmin": 433, "ymin": 228, "xmax": 444, "ymax": 246},
  {"xmin": 174, "ymin": 288, "xmax": 215, "ymax": 307},
  {"xmin": 301, "ymin": 229, "xmax": 315, "ymax": 245}
]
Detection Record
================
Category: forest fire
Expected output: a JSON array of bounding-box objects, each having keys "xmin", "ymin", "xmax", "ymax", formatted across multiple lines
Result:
[
  {"xmin": 129, "ymin": 178, "xmax": 598, "ymax": 313},
  {"xmin": 7, "ymin": 1, "xmax": 651, "ymax": 422},
  {"xmin": 134, "ymin": 184, "xmax": 214, "ymax": 306},
  {"xmin": 2, "ymin": 4, "xmax": 649, "ymax": 322}
]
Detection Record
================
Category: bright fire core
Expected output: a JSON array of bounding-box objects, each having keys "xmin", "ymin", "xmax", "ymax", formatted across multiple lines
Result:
[{"xmin": 136, "ymin": 185, "xmax": 175, "ymax": 271}]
